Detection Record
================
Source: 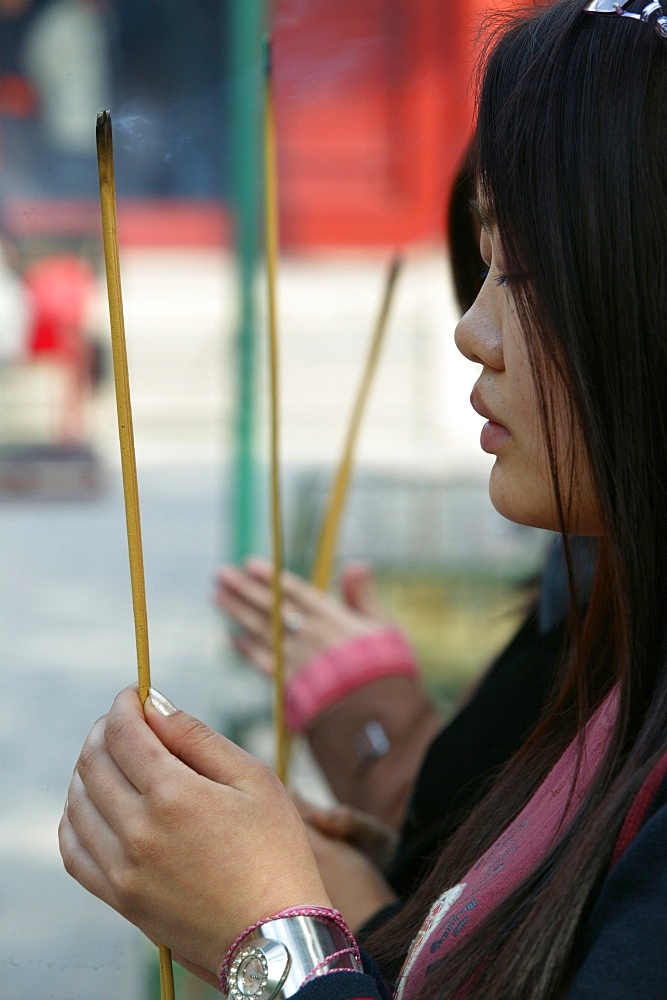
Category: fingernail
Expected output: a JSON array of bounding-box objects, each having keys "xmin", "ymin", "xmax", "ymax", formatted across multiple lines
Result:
[{"xmin": 148, "ymin": 688, "xmax": 178, "ymax": 716}]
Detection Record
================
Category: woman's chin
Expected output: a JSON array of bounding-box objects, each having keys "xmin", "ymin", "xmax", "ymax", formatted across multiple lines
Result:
[
  {"xmin": 488, "ymin": 466, "xmax": 603, "ymax": 536},
  {"xmin": 488, "ymin": 467, "xmax": 558, "ymax": 532}
]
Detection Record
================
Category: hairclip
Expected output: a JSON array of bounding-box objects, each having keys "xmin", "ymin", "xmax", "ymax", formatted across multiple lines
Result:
[{"xmin": 584, "ymin": 0, "xmax": 667, "ymax": 37}]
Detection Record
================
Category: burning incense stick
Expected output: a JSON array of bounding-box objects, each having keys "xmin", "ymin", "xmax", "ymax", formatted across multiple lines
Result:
[
  {"xmin": 263, "ymin": 42, "xmax": 289, "ymax": 783},
  {"xmin": 96, "ymin": 110, "xmax": 151, "ymax": 702},
  {"xmin": 95, "ymin": 109, "xmax": 175, "ymax": 1000},
  {"xmin": 311, "ymin": 255, "xmax": 403, "ymax": 591}
]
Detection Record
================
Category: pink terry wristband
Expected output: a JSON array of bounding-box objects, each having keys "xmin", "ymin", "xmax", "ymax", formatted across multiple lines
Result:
[{"xmin": 285, "ymin": 626, "xmax": 420, "ymax": 733}]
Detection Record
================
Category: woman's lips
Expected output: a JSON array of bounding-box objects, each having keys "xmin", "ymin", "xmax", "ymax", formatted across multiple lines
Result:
[
  {"xmin": 470, "ymin": 386, "xmax": 510, "ymax": 454},
  {"xmin": 480, "ymin": 419, "xmax": 510, "ymax": 454}
]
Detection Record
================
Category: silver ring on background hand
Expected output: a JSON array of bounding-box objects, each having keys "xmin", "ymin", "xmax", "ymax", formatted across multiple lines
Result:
[{"xmin": 283, "ymin": 609, "xmax": 306, "ymax": 634}]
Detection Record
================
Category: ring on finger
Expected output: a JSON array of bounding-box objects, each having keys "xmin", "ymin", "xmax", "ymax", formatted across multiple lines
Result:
[{"xmin": 283, "ymin": 609, "xmax": 306, "ymax": 634}]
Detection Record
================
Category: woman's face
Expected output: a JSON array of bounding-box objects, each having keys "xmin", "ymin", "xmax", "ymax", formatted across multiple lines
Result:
[{"xmin": 454, "ymin": 214, "xmax": 601, "ymax": 534}]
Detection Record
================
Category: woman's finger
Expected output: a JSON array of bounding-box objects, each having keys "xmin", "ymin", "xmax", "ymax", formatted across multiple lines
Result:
[
  {"xmin": 59, "ymin": 799, "xmax": 122, "ymax": 912},
  {"xmin": 275, "ymin": 568, "xmax": 338, "ymax": 616},
  {"xmin": 242, "ymin": 557, "xmax": 335, "ymax": 617},
  {"xmin": 92, "ymin": 688, "xmax": 179, "ymax": 796},
  {"xmin": 219, "ymin": 563, "xmax": 319, "ymax": 628},
  {"xmin": 216, "ymin": 590, "xmax": 267, "ymax": 639},
  {"xmin": 231, "ymin": 632, "xmax": 276, "ymax": 676},
  {"xmin": 340, "ymin": 563, "xmax": 387, "ymax": 620},
  {"xmin": 216, "ymin": 565, "xmax": 317, "ymax": 645},
  {"xmin": 68, "ymin": 753, "xmax": 135, "ymax": 859},
  {"xmin": 293, "ymin": 797, "xmax": 398, "ymax": 870},
  {"xmin": 214, "ymin": 570, "xmax": 273, "ymax": 638},
  {"xmin": 293, "ymin": 796, "xmax": 356, "ymax": 838}
]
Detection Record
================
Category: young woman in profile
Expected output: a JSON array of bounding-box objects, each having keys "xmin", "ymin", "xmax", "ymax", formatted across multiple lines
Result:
[{"xmin": 59, "ymin": 2, "xmax": 667, "ymax": 998}]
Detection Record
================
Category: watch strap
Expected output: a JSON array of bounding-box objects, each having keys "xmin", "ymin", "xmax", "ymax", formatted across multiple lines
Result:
[{"xmin": 220, "ymin": 908, "xmax": 362, "ymax": 1000}]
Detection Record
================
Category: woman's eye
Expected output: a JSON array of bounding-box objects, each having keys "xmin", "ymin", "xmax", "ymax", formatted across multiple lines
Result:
[{"xmin": 480, "ymin": 266, "xmax": 510, "ymax": 286}]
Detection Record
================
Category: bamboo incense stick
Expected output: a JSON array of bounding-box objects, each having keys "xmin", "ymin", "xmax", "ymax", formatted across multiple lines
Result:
[
  {"xmin": 263, "ymin": 42, "xmax": 289, "ymax": 784},
  {"xmin": 96, "ymin": 110, "xmax": 151, "ymax": 702},
  {"xmin": 311, "ymin": 255, "xmax": 403, "ymax": 591},
  {"xmin": 158, "ymin": 946, "xmax": 175, "ymax": 1000},
  {"xmin": 96, "ymin": 109, "xmax": 175, "ymax": 1000}
]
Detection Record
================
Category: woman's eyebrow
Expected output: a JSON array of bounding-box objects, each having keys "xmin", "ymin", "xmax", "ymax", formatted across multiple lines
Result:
[{"xmin": 468, "ymin": 197, "xmax": 493, "ymax": 234}]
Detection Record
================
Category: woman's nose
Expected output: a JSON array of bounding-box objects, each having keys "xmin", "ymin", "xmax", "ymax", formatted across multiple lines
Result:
[{"xmin": 454, "ymin": 291, "xmax": 504, "ymax": 370}]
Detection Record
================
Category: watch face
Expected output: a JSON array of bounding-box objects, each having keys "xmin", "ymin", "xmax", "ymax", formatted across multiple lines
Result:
[
  {"xmin": 229, "ymin": 940, "xmax": 290, "ymax": 1000},
  {"xmin": 237, "ymin": 951, "xmax": 268, "ymax": 996}
]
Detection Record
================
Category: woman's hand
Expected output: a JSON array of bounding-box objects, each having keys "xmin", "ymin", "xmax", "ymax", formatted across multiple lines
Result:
[
  {"xmin": 59, "ymin": 687, "xmax": 331, "ymax": 978},
  {"xmin": 295, "ymin": 797, "xmax": 399, "ymax": 873},
  {"xmin": 214, "ymin": 557, "xmax": 388, "ymax": 679},
  {"xmin": 300, "ymin": 816, "xmax": 398, "ymax": 932},
  {"xmin": 293, "ymin": 798, "xmax": 398, "ymax": 930}
]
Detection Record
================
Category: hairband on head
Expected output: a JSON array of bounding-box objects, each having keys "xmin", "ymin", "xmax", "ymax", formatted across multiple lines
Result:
[{"xmin": 584, "ymin": 0, "xmax": 667, "ymax": 37}]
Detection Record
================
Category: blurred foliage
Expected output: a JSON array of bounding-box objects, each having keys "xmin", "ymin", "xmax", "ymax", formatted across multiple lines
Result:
[{"xmin": 374, "ymin": 569, "xmax": 535, "ymax": 712}]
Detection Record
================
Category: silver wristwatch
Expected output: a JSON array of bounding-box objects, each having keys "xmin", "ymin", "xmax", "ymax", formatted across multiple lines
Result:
[{"xmin": 223, "ymin": 913, "xmax": 363, "ymax": 1000}]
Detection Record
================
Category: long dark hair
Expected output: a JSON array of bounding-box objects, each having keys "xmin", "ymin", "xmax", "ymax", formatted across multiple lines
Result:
[
  {"xmin": 366, "ymin": 2, "xmax": 667, "ymax": 996},
  {"xmin": 447, "ymin": 144, "xmax": 484, "ymax": 315}
]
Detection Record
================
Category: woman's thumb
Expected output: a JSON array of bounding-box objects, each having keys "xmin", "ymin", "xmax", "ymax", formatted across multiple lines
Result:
[
  {"xmin": 340, "ymin": 562, "xmax": 385, "ymax": 619},
  {"xmin": 144, "ymin": 688, "xmax": 252, "ymax": 787}
]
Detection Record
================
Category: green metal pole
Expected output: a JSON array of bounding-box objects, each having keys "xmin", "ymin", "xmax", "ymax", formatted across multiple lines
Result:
[{"xmin": 229, "ymin": 0, "xmax": 265, "ymax": 561}]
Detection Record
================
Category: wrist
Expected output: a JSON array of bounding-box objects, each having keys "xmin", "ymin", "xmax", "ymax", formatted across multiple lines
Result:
[
  {"xmin": 219, "ymin": 906, "xmax": 362, "ymax": 1000},
  {"xmin": 285, "ymin": 627, "xmax": 420, "ymax": 733}
]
